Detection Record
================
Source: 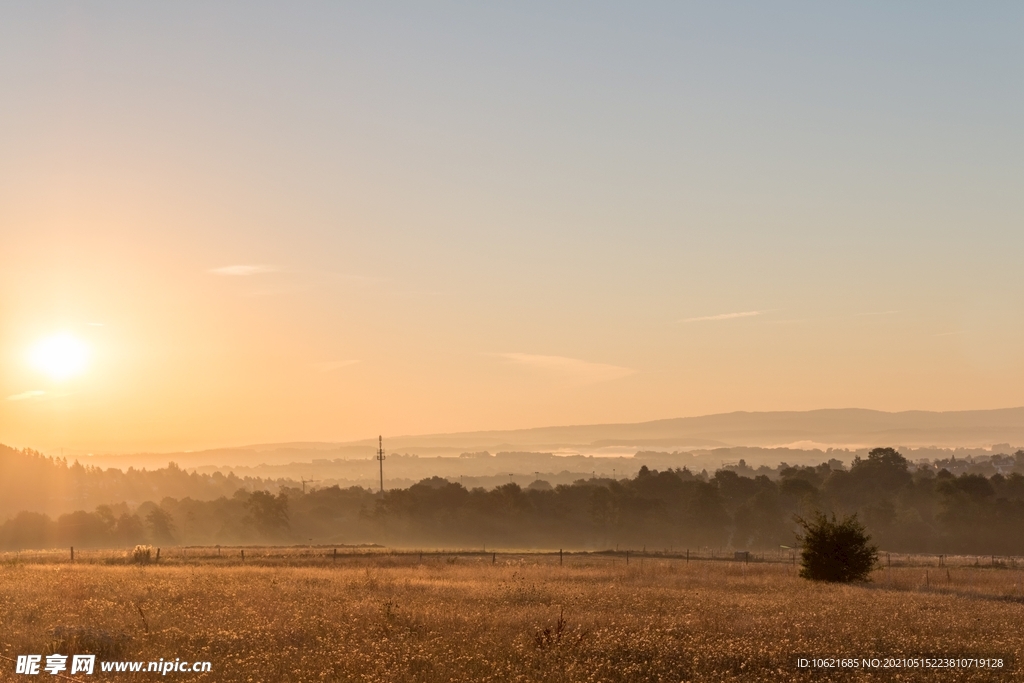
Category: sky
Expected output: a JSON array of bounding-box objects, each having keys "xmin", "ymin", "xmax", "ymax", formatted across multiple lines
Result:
[{"xmin": 1, "ymin": 2, "xmax": 1023, "ymax": 453}]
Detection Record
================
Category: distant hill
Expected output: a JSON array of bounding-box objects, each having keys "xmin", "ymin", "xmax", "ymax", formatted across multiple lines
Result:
[
  {"xmin": 375, "ymin": 407, "xmax": 1024, "ymax": 451},
  {"xmin": 78, "ymin": 407, "xmax": 1024, "ymax": 470}
]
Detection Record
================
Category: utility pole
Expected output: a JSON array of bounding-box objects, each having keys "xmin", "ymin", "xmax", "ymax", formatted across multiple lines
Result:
[
  {"xmin": 301, "ymin": 477, "xmax": 319, "ymax": 494},
  {"xmin": 376, "ymin": 435, "xmax": 386, "ymax": 494}
]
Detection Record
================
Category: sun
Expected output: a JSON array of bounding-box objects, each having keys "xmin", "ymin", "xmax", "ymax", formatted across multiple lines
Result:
[{"xmin": 28, "ymin": 333, "xmax": 90, "ymax": 381}]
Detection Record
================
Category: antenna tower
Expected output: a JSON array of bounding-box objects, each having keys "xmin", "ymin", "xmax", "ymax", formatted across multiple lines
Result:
[{"xmin": 376, "ymin": 435, "xmax": 386, "ymax": 494}]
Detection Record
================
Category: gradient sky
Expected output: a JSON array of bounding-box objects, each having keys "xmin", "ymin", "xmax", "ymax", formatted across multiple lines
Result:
[{"xmin": 2, "ymin": 3, "xmax": 1023, "ymax": 453}]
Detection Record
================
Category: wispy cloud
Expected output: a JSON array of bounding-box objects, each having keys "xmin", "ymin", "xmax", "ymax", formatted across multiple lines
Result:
[
  {"xmin": 313, "ymin": 360, "xmax": 360, "ymax": 372},
  {"xmin": 7, "ymin": 390, "xmax": 45, "ymax": 401},
  {"xmin": 491, "ymin": 353, "xmax": 634, "ymax": 384},
  {"xmin": 209, "ymin": 265, "xmax": 280, "ymax": 276},
  {"xmin": 681, "ymin": 311, "xmax": 762, "ymax": 323}
]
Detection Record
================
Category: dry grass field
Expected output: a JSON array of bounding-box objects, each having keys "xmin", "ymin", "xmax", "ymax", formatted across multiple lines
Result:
[{"xmin": 2, "ymin": 550, "xmax": 1023, "ymax": 682}]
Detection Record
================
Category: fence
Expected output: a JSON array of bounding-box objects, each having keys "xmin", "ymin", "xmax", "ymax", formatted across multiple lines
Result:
[{"xmin": 2, "ymin": 545, "xmax": 1021, "ymax": 570}]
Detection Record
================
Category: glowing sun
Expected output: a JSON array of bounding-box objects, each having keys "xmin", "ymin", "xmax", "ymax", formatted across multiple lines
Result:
[{"xmin": 28, "ymin": 334, "xmax": 90, "ymax": 381}]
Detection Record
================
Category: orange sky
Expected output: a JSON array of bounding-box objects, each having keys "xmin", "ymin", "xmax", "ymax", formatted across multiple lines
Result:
[{"xmin": 2, "ymin": 5, "xmax": 1023, "ymax": 453}]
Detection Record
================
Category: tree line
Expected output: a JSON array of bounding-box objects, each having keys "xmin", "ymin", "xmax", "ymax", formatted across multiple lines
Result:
[
  {"xmin": 4, "ymin": 447, "xmax": 1024, "ymax": 554},
  {"xmin": 0, "ymin": 444, "xmax": 287, "ymax": 518}
]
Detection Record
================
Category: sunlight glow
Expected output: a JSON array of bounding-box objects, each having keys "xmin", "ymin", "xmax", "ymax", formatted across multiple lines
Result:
[{"xmin": 28, "ymin": 334, "xmax": 90, "ymax": 381}]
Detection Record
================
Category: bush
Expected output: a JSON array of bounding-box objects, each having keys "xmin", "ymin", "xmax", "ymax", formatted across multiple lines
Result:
[
  {"xmin": 796, "ymin": 512, "xmax": 877, "ymax": 583},
  {"xmin": 130, "ymin": 545, "xmax": 153, "ymax": 565}
]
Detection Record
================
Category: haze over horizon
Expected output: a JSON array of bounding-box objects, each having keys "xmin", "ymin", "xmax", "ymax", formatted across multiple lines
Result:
[
  {"xmin": 30, "ymin": 406, "xmax": 1024, "ymax": 462},
  {"xmin": 3, "ymin": 4, "xmax": 1023, "ymax": 454}
]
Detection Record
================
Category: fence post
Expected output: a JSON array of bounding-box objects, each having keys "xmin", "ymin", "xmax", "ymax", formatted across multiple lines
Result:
[
  {"xmin": 70, "ymin": 546, "xmax": 74, "ymax": 563},
  {"xmin": 492, "ymin": 552, "xmax": 496, "ymax": 565},
  {"xmin": 686, "ymin": 549, "xmax": 689, "ymax": 564},
  {"xmin": 626, "ymin": 550, "xmax": 629, "ymax": 565},
  {"xmin": 559, "ymin": 549, "xmax": 563, "ymax": 566},
  {"xmin": 333, "ymin": 548, "xmax": 337, "ymax": 563},
  {"xmin": 155, "ymin": 548, "xmax": 160, "ymax": 563},
  {"xmin": 241, "ymin": 549, "xmax": 244, "ymax": 562}
]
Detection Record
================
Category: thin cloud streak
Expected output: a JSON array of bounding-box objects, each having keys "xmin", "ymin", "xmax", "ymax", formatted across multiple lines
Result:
[
  {"xmin": 7, "ymin": 390, "xmax": 45, "ymax": 401},
  {"xmin": 491, "ymin": 353, "xmax": 634, "ymax": 384},
  {"xmin": 209, "ymin": 265, "xmax": 281, "ymax": 276},
  {"xmin": 681, "ymin": 311, "xmax": 762, "ymax": 323}
]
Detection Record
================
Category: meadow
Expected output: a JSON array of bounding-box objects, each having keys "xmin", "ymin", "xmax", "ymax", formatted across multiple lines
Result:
[{"xmin": 2, "ymin": 549, "xmax": 1023, "ymax": 682}]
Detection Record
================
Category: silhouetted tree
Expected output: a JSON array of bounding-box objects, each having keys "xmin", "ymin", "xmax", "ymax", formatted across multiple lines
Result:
[
  {"xmin": 796, "ymin": 512, "xmax": 877, "ymax": 583},
  {"xmin": 685, "ymin": 482, "xmax": 730, "ymax": 546},
  {"xmin": 734, "ymin": 488, "xmax": 788, "ymax": 548},
  {"xmin": 850, "ymin": 447, "xmax": 912, "ymax": 494},
  {"xmin": 245, "ymin": 490, "xmax": 290, "ymax": 538},
  {"xmin": 146, "ymin": 507, "xmax": 176, "ymax": 543},
  {"xmin": 115, "ymin": 513, "xmax": 146, "ymax": 545}
]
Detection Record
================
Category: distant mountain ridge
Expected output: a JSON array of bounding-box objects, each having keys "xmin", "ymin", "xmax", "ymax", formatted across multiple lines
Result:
[
  {"xmin": 365, "ymin": 407, "xmax": 1024, "ymax": 451},
  {"xmin": 77, "ymin": 407, "xmax": 1024, "ymax": 470}
]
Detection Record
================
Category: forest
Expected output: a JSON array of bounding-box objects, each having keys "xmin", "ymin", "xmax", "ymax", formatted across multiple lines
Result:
[
  {"xmin": 0, "ymin": 444, "xmax": 288, "ymax": 518},
  {"xmin": 3, "ymin": 446, "xmax": 1024, "ymax": 554}
]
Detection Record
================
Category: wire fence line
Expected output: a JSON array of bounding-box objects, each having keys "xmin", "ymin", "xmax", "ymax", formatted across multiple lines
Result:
[{"xmin": 1, "ymin": 545, "xmax": 1022, "ymax": 570}]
